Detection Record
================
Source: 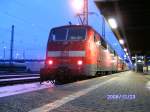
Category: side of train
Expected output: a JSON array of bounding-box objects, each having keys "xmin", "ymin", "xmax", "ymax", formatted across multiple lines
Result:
[{"xmin": 40, "ymin": 25, "xmax": 128, "ymax": 82}]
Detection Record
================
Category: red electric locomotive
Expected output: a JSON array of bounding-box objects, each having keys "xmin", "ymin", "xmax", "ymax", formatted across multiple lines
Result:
[{"xmin": 40, "ymin": 25, "xmax": 126, "ymax": 83}]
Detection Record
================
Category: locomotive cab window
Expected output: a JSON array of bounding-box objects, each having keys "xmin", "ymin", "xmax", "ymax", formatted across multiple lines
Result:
[
  {"xmin": 67, "ymin": 28, "xmax": 86, "ymax": 40},
  {"xmin": 49, "ymin": 27, "xmax": 86, "ymax": 41},
  {"xmin": 49, "ymin": 28, "xmax": 67, "ymax": 41},
  {"xmin": 114, "ymin": 51, "xmax": 116, "ymax": 56},
  {"xmin": 108, "ymin": 45, "xmax": 114, "ymax": 54}
]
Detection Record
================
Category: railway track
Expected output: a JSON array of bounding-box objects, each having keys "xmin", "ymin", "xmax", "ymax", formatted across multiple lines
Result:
[{"xmin": 0, "ymin": 73, "xmax": 40, "ymax": 86}]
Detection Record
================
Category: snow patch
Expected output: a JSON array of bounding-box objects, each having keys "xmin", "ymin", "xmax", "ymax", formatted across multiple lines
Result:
[{"xmin": 0, "ymin": 82, "xmax": 55, "ymax": 98}]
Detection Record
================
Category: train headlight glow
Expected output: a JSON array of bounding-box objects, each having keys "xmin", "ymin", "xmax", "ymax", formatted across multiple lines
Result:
[
  {"xmin": 77, "ymin": 60, "xmax": 83, "ymax": 66},
  {"xmin": 48, "ymin": 60, "xmax": 53, "ymax": 65}
]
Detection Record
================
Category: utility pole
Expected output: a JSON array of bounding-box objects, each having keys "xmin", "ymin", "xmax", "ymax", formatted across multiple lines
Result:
[
  {"xmin": 3, "ymin": 47, "xmax": 6, "ymax": 60},
  {"xmin": 23, "ymin": 49, "xmax": 25, "ymax": 60},
  {"xmin": 135, "ymin": 54, "xmax": 137, "ymax": 72},
  {"xmin": 10, "ymin": 25, "xmax": 14, "ymax": 65},
  {"xmin": 83, "ymin": 0, "xmax": 88, "ymax": 25}
]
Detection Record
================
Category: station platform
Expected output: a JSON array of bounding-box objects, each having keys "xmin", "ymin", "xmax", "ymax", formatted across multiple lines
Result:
[{"xmin": 0, "ymin": 71, "xmax": 150, "ymax": 112}]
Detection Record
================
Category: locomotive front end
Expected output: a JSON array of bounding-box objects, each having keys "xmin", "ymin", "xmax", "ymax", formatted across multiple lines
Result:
[{"xmin": 40, "ymin": 26, "xmax": 87, "ymax": 82}]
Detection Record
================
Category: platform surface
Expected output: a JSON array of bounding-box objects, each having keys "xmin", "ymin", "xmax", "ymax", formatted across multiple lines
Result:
[{"xmin": 0, "ymin": 71, "xmax": 150, "ymax": 112}]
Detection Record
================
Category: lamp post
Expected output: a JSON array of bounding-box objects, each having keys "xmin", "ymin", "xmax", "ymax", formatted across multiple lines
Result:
[
  {"xmin": 3, "ymin": 46, "xmax": 6, "ymax": 60},
  {"xmin": 10, "ymin": 25, "xmax": 14, "ymax": 65},
  {"xmin": 83, "ymin": 0, "xmax": 88, "ymax": 25}
]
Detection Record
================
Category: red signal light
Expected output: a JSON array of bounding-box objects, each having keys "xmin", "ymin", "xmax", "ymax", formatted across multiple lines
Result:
[{"xmin": 77, "ymin": 60, "xmax": 83, "ymax": 66}]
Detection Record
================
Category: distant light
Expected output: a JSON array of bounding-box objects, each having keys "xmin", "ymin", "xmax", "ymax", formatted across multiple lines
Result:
[
  {"xmin": 126, "ymin": 53, "xmax": 129, "ymax": 56},
  {"xmin": 124, "ymin": 48, "xmax": 127, "ymax": 52},
  {"xmin": 112, "ymin": 60, "xmax": 116, "ymax": 63},
  {"xmin": 132, "ymin": 56, "xmax": 136, "ymax": 60},
  {"xmin": 119, "ymin": 39, "xmax": 124, "ymax": 45},
  {"xmin": 16, "ymin": 53, "xmax": 19, "ymax": 56},
  {"xmin": 71, "ymin": 0, "xmax": 84, "ymax": 13},
  {"xmin": 108, "ymin": 18, "xmax": 117, "ymax": 29},
  {"xmin": 15, "ymin": 53, "xmax": 19, "ymax": 59},
  {"xmin": 137, "ymin": 60, "xmax": 142, "ymax": 63},
  {"xmin": 134, "ymin": 63, "xmax": 137, "ymax": 66},
  {"xmin": 119, "ymin": 57, "xmax": 122, "ymax": 60}
]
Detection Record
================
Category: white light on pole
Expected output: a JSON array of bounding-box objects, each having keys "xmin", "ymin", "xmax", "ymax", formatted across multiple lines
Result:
[
  {"xmin": 108, "ymin": 18, "xmax": 117, "ymax": 29},
  {"xmin": 72, "ymin": 0, "xmax": 84, "ymax": 13},
  {"xmin": 119, "ymin": 39, "xmax": 124, "ymax": 45}
]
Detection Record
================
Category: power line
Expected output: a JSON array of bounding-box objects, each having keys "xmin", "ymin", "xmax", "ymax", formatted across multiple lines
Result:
[{"xmin": 0, "ymin": 11, "xmax": 48, "ymax": 33}]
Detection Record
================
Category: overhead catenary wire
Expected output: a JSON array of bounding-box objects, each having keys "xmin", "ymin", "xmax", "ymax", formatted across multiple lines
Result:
[{"xmin": 0, "ymin": 11, "xmax": 48, "ymax": 33}]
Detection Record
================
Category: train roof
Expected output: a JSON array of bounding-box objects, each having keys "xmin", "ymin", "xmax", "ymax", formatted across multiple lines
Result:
[
  {"xmin": 50, "ymin": 24, "xmax": 102, "ymax": 38},
  {"xmin": 50, "ymin": 25, "xmax": 95, "ymax": 30}
]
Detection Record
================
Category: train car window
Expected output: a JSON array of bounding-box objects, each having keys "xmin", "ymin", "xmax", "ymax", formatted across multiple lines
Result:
[
  {"xmin": 67, "ymin": 28, "xmax": 86, "ymax": 40},
  {"xmin": 101, "ymin": 38, "xmax": 107, "ymax": 49},
  {"xmin": 94, "ymin": 33, "xmax": 101, "ymax": 46},
  {"xmin": 94, "ymin": 33, "xmax": 96, "ymax": 42},
  {"xmin": 108, "ymin": 45, "xmax": 114, "ymax": 54},
  {"xmin": 49, "ymin": 28, "xmax": 67, "ymax": 41},
  {"xmin": 114, "ymin": 51, "xmax": 116, "ymax": 56}
]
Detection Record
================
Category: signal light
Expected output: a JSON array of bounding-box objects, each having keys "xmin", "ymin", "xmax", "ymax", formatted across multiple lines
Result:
[
  {"xmin": 77, "ymin": 60, "xmax": 83, "ymax": 66},
  {"xmin": 48, "ymin": 60, "xmax": 53, "ymax": 65}
]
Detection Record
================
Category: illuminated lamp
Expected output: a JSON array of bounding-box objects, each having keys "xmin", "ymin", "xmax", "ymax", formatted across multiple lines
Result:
[
  {"xmin": 77, "ymin": 60, "xmax": 83, "ymax": 65},
  {"xmin": 48, "ymin": 60, "xmax": 53, "ymax": 65}
]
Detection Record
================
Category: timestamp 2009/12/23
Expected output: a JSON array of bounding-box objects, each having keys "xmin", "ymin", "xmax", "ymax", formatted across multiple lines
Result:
[{"xmin": 107, "ymin": 94, "xmax": 136, "ymax": 100}]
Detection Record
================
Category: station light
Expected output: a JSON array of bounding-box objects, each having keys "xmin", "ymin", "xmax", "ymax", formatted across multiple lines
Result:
[
  {"xmin": 119, "ymin": 39, "xmax": 124, "ymax": 45},
  {"xmin": 124, "ymin": 48, "xmax": 127, "ymax": 52},
  {"xmin": 132, "ymin": 56, "xmax": 136, "ymax": 59},
  {"xmin": 124, "ymin": 55, "xmax": 127, "ymax": 58},
  {"xmin": 137, "ymin": 60, "xmax": 142, "ymax": 63},
  {"xmin": 108, "ymin": 18, "xmax": 118, "ymax": 29},
  {"xmin": 71, "ymin": 0, "xmax": 84, "ymax": 13}
]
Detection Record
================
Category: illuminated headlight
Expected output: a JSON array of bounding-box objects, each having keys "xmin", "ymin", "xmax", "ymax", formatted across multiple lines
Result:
[
  {"xmin": 77, "ymin": 60, "xmax": 83, "ymax": 66},
  {"xmin": 48, "ymin": 60, "xmax": 53, "ymax": 65}
]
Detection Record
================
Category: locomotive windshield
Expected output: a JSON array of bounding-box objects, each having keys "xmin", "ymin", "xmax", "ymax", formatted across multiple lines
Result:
[
  {"xmin": 50, "ymin": 28, "xmax": 67, "ymax": 41},
  {"xmin": 67, "ymin": 28, "xmax": 86, "ymax": 40},
  {"xmin": 49, "ymin": 27, "xmax": 86, "ymax": 41}
]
